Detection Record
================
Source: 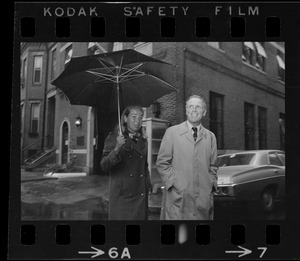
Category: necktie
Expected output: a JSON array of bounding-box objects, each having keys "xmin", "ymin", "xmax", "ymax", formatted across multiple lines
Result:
[{"xmin": 192, "ymin": 127, "xmax": 197, "ymax": 141}]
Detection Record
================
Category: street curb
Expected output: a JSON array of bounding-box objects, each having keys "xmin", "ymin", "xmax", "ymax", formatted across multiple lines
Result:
[{"xmin": 21, "ymin": 177, "xmax": 58, "ymax": 183}]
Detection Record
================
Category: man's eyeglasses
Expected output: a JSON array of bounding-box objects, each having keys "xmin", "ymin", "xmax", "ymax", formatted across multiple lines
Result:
[{"xmin": 187, "ymin": 105, "xmax": 203, "ymax": 111}]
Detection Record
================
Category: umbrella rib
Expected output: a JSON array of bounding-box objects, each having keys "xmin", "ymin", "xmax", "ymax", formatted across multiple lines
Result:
[
  {"xmin": 119, "ymin": 63, "xmax": 144, "ymax": 77},
  {"xmin": 147, "ymin": 74, "xmax": 178, "ymax": 91},
  {"xmin": 97, "ymin": 58, "xmax": 115, "ymax": 76},
  {"xmin": 118, "ymin": 74, "xmax": 145, "ymax": 83},
  {"xmin": 118, "ymin": 64, "xmax": 145, "ymax": 83},
  {"xmin": 86, "ymin": 70, "xmax": 117, "ymax": 83}
]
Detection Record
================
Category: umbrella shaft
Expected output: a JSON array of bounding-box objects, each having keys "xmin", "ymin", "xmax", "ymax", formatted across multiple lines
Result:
[{"xmin": 117, "ymin": 83, "xmax": 122, "ymax": 134}]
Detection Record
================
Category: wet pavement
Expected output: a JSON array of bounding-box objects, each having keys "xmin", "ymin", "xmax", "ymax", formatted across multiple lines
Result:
[
  {"xmin": 21, "ymin": 171, "xmax": 284, "ymax": 221},
  {"xmin": 21, "ymin": 171, "xmax": 161, "ymax": 220}
]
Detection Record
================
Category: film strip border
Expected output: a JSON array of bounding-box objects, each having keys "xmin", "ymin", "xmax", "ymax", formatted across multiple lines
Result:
[
  {"xmin": 21, "ymin": 223, "xmax": 281, "ymax": 245},
  {"xmin": 11, "ymin": 2, "xmax": 300, "ymax": 260},
  {"xmin": 14, "ymin": 2, "xmax": 294, "ymax": 41},
  {"xmin": 16, "ymin": 222, "xmax": 282, "ymax": 259},
  {"xmin": 20, "ymin": 16, "xmax": 281, "ymax": 39}
]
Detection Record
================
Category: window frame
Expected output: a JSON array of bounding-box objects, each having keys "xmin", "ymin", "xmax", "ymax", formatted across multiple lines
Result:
[
  {"xmin": 277, "ymin": 50, "xmax": 285, "ymax": 82},
  {"xmin": 21, "ymin": 57, "xmax": 27, "ymax": 88},
  {"xmin": 33, "ymin": 55, "xmax": 43, "ymax": 84},
  {"xmin": 208, "ymin": 42, "xmax": 223, "ymax": 50},
  {"xmin": 29, "ymin": 102, "xmax": 40, "ymax": 136},
  {"xmin": 209, "ymin": 91, "xmax": 224, "ymax": 149},
  {"xmin": 112, "ymin": 42, "xmax": 123, "ymax": 51},
  {"xmin": 279, "ymin": 113, "xmax": 285, "ymax": 151},
  {"xmin": 244, "ymin": 102, "xmax": 255, "ymax": 150},
  {"xmin": 258, "ymin": 106, "xmax": 267, "ymax": 149},
  {"xmin": 242, "ymin": 42, "xmax": 267, "ymax": 72},
  {"xmin": 64, "ymin": 44, "xmax": 73, "ymax": 68},
  {"xmin": 50, "ymin": 47, "xmax": 57, "ymax": 80}
]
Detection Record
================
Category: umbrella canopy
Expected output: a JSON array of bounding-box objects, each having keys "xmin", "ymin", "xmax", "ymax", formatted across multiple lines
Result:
[
  {"xmin": 51, "ymin": 49, "xmax": 178, "ymax": 133},
  {"xmin": 52, "ymin": 49, "xmax": 177, "ymax": 109}
]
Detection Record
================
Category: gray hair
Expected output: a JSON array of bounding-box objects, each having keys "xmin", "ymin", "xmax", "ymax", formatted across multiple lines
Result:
[{"xmin": 186, "ymin": 95, "xmax": 207, "ymax": 111}]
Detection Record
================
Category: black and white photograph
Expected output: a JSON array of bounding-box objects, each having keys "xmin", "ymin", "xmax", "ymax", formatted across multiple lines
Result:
[
  {"xmin": 10, "ymin": 2, "xmax": 300, "ymax": 260},
  {"xmin": 20, "ymin": 41, "xmax": 285, "ymax": 221}
]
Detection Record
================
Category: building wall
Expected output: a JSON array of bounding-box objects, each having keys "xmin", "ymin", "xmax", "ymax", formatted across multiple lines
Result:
[
  {"xmin": 21, "ymin": 43, "xmax": 48, "ymax": 159},
  {"xmin": 153, "ymin": 42, "xmax": 285, "ymax": 151}
]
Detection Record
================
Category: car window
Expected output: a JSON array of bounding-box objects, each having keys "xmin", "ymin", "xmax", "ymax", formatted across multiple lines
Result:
[
  {"xmin": 276, "ymin": 153, "xmax": 285, "ymax": 166},
  {"xmin": 218, "ymin": 153, "xmax": 255, "ymax": 166},
  {"xmin": 268, "ymin": 153, "xmax": 283, "ymax": 166}
]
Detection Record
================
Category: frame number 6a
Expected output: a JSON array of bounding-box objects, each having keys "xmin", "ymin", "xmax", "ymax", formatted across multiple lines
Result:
[
  {"xmin": 109, "ymin": 247, "xmax": 131, "ymax": 259},
  {"xmin": 78, "ymin": 247, "xmax": 131, "ymax": 259}
]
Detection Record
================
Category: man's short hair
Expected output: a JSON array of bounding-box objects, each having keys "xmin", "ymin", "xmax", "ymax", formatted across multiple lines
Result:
[{"xmin": 186, "ymin": 95, "xmax": 207, "ymax": 111}]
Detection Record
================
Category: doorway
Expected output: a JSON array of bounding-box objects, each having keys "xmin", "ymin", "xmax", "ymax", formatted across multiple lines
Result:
[
  {"xmin": 61, "ymin": 121, "xmax": 69, "ymax": 164},
  {"xmin": 93, "ymin": 109, "xmax": 118, "ymax": 175},
  {"xmin": 47, "ymin": 96, "xmax": 55, "ymax": 148}
]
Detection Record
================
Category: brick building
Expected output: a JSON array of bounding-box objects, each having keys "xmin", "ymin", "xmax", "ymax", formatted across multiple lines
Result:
[{"xmin": 20, "ymin": 42, "xmax": 285, "ymax": 175}]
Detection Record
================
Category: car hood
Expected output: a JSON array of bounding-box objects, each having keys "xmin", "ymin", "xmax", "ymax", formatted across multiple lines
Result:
[{"xmin": 217, "ymin": 165, "xmax": 254, "ymax": 185}]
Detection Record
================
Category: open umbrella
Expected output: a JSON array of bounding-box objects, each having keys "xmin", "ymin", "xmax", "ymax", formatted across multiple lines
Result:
[{"xmin": 52, "ymin": 49, "xmax": 178, "ymax": 133}]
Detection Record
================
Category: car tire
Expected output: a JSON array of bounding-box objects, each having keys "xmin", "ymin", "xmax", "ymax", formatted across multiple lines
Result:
[{"xmin": 260, "ymin": 189, "xmax": 275, "ymax": 212}]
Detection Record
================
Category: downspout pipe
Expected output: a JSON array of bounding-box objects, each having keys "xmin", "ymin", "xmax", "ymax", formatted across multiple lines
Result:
[
  {"xmin": 182, "ymin": 48, "xmax": 187, "ymax": 122},
  {"xmin": 41, "ymin": 43, "xmax": 49, "ymax": 149}
]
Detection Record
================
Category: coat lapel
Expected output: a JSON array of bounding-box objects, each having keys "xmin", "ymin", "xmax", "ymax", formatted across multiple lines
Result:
[
  {"xmin": 178, "ymin": 121, "xmax": 194, "ymax": 144},
  {"xmin": 178, "ymin": 121, "xmax": 207, "ymax": 144},
  {"xmin": 131, "ymin": 136, "xmax": 147, "ymax": 155},
  {"xmin": 196, "ymin": 126, "xmax": 207, "ymax": 143}
]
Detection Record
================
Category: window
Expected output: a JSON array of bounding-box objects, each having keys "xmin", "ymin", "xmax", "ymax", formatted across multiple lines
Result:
[
  {"xmin": 210, "ymin": 92, "xmax": 224, "ymax": 149},
  {"xmin": 33, "ymin": 56, "xmax": 43, "ymax": 84},
  {"xmin": 29, "ymin": 103, "xmax": 40, "ymax": 135},
  {"xmin": 255, "ymin": 42, "xmax": 267, "ymax": 71},
  {"xmin": 258, "ymin": 106, "xmax": 267, "ymax": 149},
  {"xmin": 112, "ymin": 42, "xmax": 123, "ymax": 51},
  {"xmin": 21, "ymin": 58, "xmax": 27, "ymax": 88},
  {"xmin": 218, "ymin": 153, "xmax": 256, "ymax": 167},
  {"xmin": 64, "ymin": 45, "xmax": 73, "ymax": 68},
  {"xmin": 51, "ymin": 48, "xmax": 56, "ymax": 80},
  {"xmin": 279, "ymin": 113, "xmax": 285, "ymax": 151},
  {"xmin": 88, "ymin": 42, "xmax": 104, "ymax": 55},
  {"xmin": 268, "ymin": 153, "xmax": 283, "ymax": 166},
  {"xmin": 21, "ymin": 103, "xmax": 24, "ymax": 135},
  {"xmin": 242, "ymin": 42, "xmax": 256, "ymax": 66},
  {"xmin": 277, "ymin": 152, "xmax": 285, "ymax": 165},
  {"xmin": 208, "ymin": 42, "xmax": 223, "ymax": 49},
  {"xmin": 277, "ymin": 50, "xmax": 285, "ymax": 82},
  {"xmin": 133, "ymin": 42, "xmax": 153, "ymax": 56},
  {"xmin": 242, "ymin": 42, "xmax": 267, "ymax": 72},
  {"xmin": 244, "ymin": 102, "xmax": 255, "ymax": 150}
]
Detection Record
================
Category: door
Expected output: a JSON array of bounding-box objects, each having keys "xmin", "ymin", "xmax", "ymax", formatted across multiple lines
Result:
[
  {"xmin": 61, "ymin": 122, "xmax": 69, "ymax": 164},
  {"xmin": 93, "ymin": 109, "xmax": 118, "ymax": 175},
  {"xmin": 47, "ymin": 96, "xmax": 56, "ymax": 148}
]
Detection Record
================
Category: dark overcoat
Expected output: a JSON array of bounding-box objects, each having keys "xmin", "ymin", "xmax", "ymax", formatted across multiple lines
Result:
[
  {"xmin": 156, "ymin": 121, "xmax": 218, "ymax": 220},
  {"xmin": 100, "ymin": 132, "xmax": 151, "ymax": 220}
]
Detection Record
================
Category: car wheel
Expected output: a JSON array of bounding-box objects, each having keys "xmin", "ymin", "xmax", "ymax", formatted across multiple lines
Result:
[{"xmin": 260, "ymin": 189, "xmax": 275, "ymax": 212}]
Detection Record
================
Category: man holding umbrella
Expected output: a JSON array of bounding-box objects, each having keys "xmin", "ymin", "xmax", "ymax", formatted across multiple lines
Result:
[{"xmin": 100, "ymin": 105, "xmax": 152, "ymax": 220}]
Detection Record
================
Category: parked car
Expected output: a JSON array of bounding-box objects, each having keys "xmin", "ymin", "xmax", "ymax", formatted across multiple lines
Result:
[{"xmin": 215, "ymin": 150, "xmax": 285, "ymax": 212}]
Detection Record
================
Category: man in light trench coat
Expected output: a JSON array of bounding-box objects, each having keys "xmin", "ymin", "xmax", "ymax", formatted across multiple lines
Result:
[{"xmin": 156, "ymin": 95, "xmax": 218, "ymax": 220}]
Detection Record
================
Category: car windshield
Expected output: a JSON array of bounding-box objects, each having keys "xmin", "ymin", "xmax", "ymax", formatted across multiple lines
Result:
[{"xmin": 218, "ymin": 153, "xmax": 256, "ymax": 166}]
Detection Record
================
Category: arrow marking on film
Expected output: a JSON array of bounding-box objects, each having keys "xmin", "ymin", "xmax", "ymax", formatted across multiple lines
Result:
[
  {"xmin": 78, "ymin": 246, "xmax": 105, "ymax": 258},
  {"xmin": 225, "ymin": 245, "xmax": 252, "ymax": 258}
]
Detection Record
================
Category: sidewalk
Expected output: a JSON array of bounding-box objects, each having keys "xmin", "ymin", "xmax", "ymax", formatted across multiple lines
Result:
[
  {"xmin": 21, "ymin": 170, "xmax": 162, "ymax": 220},
  {"xmin": 21, "ymin": 170, "xmax": 57, "ymax": 182}
]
